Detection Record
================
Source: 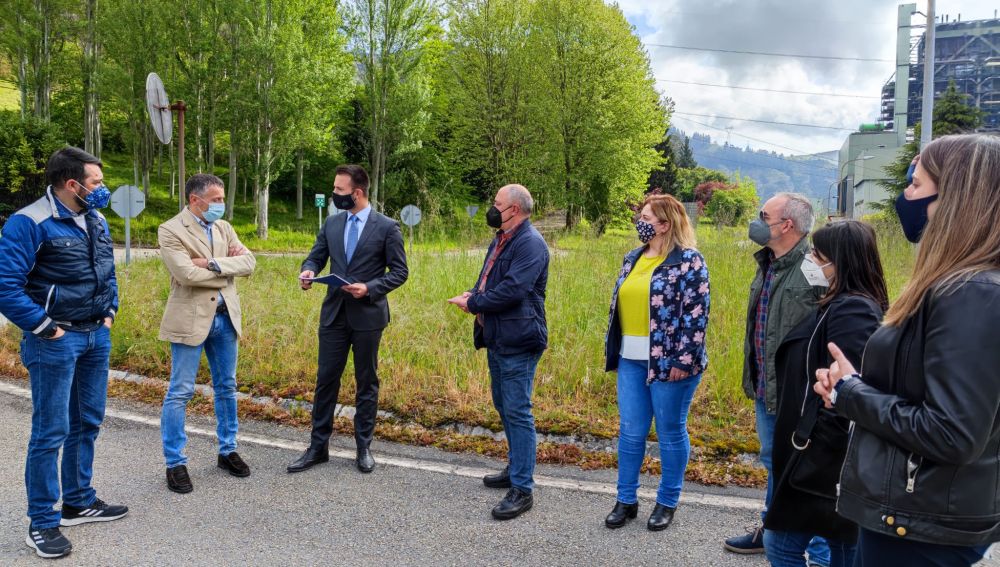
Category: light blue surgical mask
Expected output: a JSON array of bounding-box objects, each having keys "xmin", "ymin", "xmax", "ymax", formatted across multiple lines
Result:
[
  {"xmin": 202, "ymin": 202, "xmax": 226, "ymax": 223},
  {"xmin": 194, "ymin": 195, "xmax": 226, "ymax": 223}
]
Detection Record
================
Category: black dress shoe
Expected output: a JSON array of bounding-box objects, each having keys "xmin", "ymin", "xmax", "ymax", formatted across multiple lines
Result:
[
  {"xmin": 218, "ymin": 451, "xmax": 251, "ymax": 477},
  {"xmin": 491, "ymin": 488, "xmax": 533, "ymax": 520},
  {"xmin": 605, "ymin": 501, "xmax": 639, "ymax": 529},
  {"xmin": 647, "ymin": 503, "xmax": 676, "ymax": 531},
  {"xmin": 166, "ymin": 465, "xmax": 193, "ymax": 494},
  {"xmin": 483, "ymin": 466, "xmax": 512, "ymax": 489},
  {"xmin": 287, "ymin": 446, "xmax": 329, "ymax": 473},
  {"xmin": 356, "ymin": 448, "xmax": 375, "ymax": 473}
]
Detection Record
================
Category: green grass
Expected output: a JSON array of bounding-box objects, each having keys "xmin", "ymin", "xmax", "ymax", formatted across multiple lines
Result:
[
  {"xmin": 0, "ymin": 80, "xmax": 18, "ymax": 111},
  {"xmin": 0, "ymin": 223, "xmax": 916, "ymax": 457}
]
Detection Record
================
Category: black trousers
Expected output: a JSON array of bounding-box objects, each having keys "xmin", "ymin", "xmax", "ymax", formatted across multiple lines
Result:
[
  {"xmin": 855, "ymin": 528, "xmax": 989, "ymax": 566},
  {"xmin": 310, "ymin": 309, "xmax": 384, "ymax": 450}
]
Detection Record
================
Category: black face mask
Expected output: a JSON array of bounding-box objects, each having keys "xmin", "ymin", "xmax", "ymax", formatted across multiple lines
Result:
[
  {"xmin": 895, "ymin": 191, "xmax": 938, "ymax": 243},
  {"xmin": 332, "ymin": 190, "xmax": 356, "ymax": 211},
  {"xmin": 486, "ymin": 205, "xmax": 513, "ymax": 229}
]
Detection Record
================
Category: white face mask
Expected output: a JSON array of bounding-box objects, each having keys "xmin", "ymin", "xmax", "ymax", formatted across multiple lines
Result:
[{"xmin": 800, "ymin": 254, "xmax": 831, "ymax": 287}]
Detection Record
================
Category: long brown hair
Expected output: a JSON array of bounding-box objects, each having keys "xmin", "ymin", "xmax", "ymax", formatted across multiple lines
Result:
[
  {"xmin": 884, "ymin": 134, "xmax": 1000, "ymax": 326},
  {"xmin": 643, "ymin": 194, "xmax": 696, "ymax": 249}
]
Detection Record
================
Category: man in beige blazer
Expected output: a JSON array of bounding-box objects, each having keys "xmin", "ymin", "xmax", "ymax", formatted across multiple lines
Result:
[{"xmin": 157, "ymin": 173, "xmax": 256, "ymax": 494}]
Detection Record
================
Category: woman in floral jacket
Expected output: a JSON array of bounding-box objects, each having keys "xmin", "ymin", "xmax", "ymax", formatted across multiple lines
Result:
[{"xmin": 603, "ymin": 193, "xmax": 710, "ymax": 532}]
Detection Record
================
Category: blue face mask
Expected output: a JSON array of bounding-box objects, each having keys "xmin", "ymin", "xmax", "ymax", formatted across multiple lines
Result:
[
  {"xmin": 74, "ymin": 181, "xmax": 111, "ymax": 209},
  {"xmin": 202, "ymin": 202, "xmax": 226, "ymax": 223}
]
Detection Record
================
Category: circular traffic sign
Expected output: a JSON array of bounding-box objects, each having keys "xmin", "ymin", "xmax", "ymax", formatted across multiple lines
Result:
[
  {"xmin": 146, "ymin": 72, "xmax": 172, "ymax": 145},
  {"xmin": 400, "ymin": 204, "xmax": 422, "ymax": 227}
]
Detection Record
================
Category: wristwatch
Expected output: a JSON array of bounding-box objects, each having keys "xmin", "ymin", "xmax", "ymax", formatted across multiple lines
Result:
[
  {"xmin": 208, "ymin": 259, "xmax": 222, "ymax": 273},
  {"xmin": 830, "ymin": 373, "xmax": 861, "ymax": 406}
]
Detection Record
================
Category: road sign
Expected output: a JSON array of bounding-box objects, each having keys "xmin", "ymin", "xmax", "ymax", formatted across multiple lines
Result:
[
  {"xmin": 111, "ymin": 185, "xmax": 146, "ymax": 219},
  {"xmin": 110, "ymin": 185, "xmax": 145, "ymax": 265},
  {"xmin": 314, "ymin": 194, "xmax": 326, "ymax": 208},
  {"xmin": 465, "ymin": 205, "xmax": 479, "ymax": 218},
  {"xmin": 400, "ymin": 205, "xmax": 422, "ymax": 227},
  {"xmin": 145, "ymin": 73, "xmax": 172, "ymax": 145}
]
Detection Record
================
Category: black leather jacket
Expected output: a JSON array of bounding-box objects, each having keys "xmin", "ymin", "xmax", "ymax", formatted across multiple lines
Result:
[{"xmin": 835, "ymin": 271, "xmax": 1000, "ymax": 546}]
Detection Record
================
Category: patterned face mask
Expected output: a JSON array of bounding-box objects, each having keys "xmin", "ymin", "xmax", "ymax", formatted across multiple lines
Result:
[{"xmin": 635, "ymin": 220, "xmax": 657, "ymax": 243}]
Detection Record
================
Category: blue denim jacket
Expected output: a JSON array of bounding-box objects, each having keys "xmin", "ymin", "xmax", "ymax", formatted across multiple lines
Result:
[{"xmin": 604, "ymin": 245, "xmax": 710, "ymax": 383}]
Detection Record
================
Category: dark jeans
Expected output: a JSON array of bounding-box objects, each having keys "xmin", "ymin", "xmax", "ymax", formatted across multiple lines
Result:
[
  {"xmin": 487, "ymin": 349, "xmax": 542, "ymax": 493},
  {"xmin": 310, "ymin": 309, "xmax": 383, "ymax": 449},
  {"xmin": 854, "ymin": 528, "xmax": 990, "ymax": 566},
  {"xmin": 764, "ymin": 529, "xmax": 855, "ymax": 567},
  {"xmin": 21, "ymin": 326, "xmax": 111, "ymax": 529}
]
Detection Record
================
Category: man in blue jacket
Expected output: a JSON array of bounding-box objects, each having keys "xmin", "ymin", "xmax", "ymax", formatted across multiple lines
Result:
[
  {"xmin": 448, "ymin": 184, "xmax": 549, "ymax": 521},
  {"xmin": 0, "ymin": 147, "xmax": 127, "ymax": 559}
]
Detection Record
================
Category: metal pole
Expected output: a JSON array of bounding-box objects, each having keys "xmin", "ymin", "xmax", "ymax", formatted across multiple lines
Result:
[
  {"xmin": 408, "ymin": 224, "xmax": 413, "ymax": 258},
  {"xmin": 171, "ymin": 101, "xmax": 187, "ymax": 211},
  {"xmin": 920, "ymin": 0, "xmax": 936, "ymax": 149},
  {"xmin": 125, "ymin": 188, "xmax": 131, "ymax": 265},
  {"xmin": 318, "ymin": 206, "xmax": 322, "ymax": 232}
]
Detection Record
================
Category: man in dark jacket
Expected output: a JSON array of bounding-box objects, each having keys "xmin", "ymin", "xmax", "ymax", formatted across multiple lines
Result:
[
  {"xmin": 0, "ymin": 147, "xmax": 127, "ymax": 559},
  {"xmin": 724, "ymin": 193, "xmax": 827, "ymax": 559},
  {"xmin": 448, "ymin": 183, "xmax": 549, "ymax": 521},
  {"xmin": 287, "ymin": 164, "xmax": 408, "ymax": 475}
]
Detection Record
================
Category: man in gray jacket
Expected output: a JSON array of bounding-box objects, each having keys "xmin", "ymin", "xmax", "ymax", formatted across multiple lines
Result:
[{"xmin": 724, "ymin": 193, "xmax": 828, "ymax": 561}]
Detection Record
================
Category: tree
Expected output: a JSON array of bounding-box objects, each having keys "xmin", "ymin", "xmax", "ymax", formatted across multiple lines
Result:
[
  {"xmin": 526, "ymin": 0, "xmax": 665, "ymax": 229},
  {"xmin": 877, "ymin": 80, "xmax": 985, "ymax": 213},
  {"xmin": 677, "ymin": 134, "xmax": 697, "ymax": 168},
  {"xmin": 345, "ymin": 0, "xmax": 437, "ymax": 211},
  {"xmin": 443, "ymin": 0, "xmax": 532, "ymax": 201},
  {"xmin": 647, "ymin": 124, "xmax": 678, "ymax": 194}
]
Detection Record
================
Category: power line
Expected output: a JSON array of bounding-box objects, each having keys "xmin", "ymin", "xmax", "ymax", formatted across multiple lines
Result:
[
  {"xmin": 657, "ymin": 78, "xmax": 880, "ymax": 99},
  {"xmin": 646, "ymin": 8, "xmax": 892, "ymax": 28},
  {"xmin": 673, "ymin": 111, "xmax": 856, "ymax": 131},
  {"xmin": 671, "ymin": 115, "xmax": 840, "ymax": 166},
  {"xmin": 645, "ymin": 43, "xmax": 894, "ymax": 63}
]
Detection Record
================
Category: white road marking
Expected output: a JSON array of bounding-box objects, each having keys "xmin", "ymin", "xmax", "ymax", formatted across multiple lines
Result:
[{"xmin": 0, "ymin": 380, "xmax": 761, "ymax": 511}]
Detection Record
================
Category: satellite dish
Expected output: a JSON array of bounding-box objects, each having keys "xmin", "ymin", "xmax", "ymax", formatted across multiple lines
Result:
[{"xmin": 146, "ymin": 72, "xmax": 172, "ymax": 145}]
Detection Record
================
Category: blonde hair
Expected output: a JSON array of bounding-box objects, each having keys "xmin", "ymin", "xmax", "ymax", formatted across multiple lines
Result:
[
  {"xmin": 643, "ymin": 193, "xmax": 696, "ymax": 249},
  {"xmin": 884, "ymin": 134, "xmax": 1000, "ymax": 326}
]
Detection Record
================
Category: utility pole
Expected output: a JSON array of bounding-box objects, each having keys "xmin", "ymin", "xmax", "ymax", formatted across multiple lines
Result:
[
  {"xmin": 920, "ymin": 0, "xmax": 936, "ymax": 149},
  {"xmin": 895, "ymin": 4, "xmax": 917, "ymax": 148}
]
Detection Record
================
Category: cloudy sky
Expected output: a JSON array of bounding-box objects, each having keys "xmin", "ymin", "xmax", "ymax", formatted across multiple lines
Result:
[{"xmin": 617, "ymin": 0, "xmax": 997, "ymax": 156}]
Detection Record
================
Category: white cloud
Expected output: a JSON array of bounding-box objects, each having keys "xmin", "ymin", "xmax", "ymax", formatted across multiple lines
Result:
[{"xmin": 615, "ymin": 0, "xmax": 998, "ymax": 155}]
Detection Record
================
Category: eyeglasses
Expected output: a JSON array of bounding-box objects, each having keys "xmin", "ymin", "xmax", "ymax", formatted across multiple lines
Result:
[{"xmin": 759, "ymin": 210, "xmax": 789, "ymax": 225}]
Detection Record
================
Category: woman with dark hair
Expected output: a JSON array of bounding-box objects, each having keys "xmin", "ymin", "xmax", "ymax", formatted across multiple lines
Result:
[
  {"xmin": 763, "ymin": 220, "xmax": 888, "ymax": 567},
  {"xmin": 816, "ymin": 134, "xmax": 1000, "ymax": 565}
]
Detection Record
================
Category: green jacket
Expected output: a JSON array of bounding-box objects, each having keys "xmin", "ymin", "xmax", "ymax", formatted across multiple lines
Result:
[{"xmin": 741, "ymin": 237, "xmax": 826, "ymax": 413}]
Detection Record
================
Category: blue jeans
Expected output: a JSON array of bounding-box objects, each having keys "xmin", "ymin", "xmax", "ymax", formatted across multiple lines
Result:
[
  {"xmin": 616, "ymin": 357, "xmax": 700, "ymax": 507},
  {"xmin": 764, "ymin": 529, "xmax": 855, "ymax": 567},
  {"xmin": 21, "ymin": 326, "xmax": 111, "ymax": 529},
  {"xmin": 161, "ymin": 313, "xmax": 239, "ymax": 468},
  {"xmin": 855, "ymin": 528, "xmax": 989, "ymax": 566},
  {"xmin": 487, "ymin": 349, "xmax": 541, "ymax": 493},
  {"xmin": 757, "ymin": 397, "xmax": 831, "ymax": 566}
]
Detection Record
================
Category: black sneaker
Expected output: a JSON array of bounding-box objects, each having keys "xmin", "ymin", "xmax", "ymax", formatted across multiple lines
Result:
[
  {"xmin": 59, "ymin": 498, "xmax": 129, "ymax": 526},
  {"xmin": 25, "ymin": 525, "xmax": 72, "ymax": 558},
  {"xmin": 724, "ymin": 525, "xmax": 765, "ymax": 554}
]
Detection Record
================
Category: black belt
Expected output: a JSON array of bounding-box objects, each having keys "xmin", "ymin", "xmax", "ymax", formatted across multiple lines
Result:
[
  {"xmin": 58, "ymin": 318, "xmax": 104, "ymax": 332},
  {"xmin": 216, "ymin": 303, "xmax": 228, "ymax": 314}
]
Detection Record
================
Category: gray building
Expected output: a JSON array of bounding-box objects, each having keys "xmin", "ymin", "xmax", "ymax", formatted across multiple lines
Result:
[
  {"xmin": 880, "ymin": 14, "xmax": 1000, "ymax": 132},
  {"xmin": 835, "ymin": 131, "xmax": 899, "ymax": 219}
]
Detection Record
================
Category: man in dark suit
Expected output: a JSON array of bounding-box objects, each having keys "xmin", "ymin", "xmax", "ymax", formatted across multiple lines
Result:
[
  {"xmin": 287, "ymin": 164, "xmax": 408, "ymax": 474},
  {"xmin": 448, "ymin": 183, "xmax": 549, "ymax": 521}
]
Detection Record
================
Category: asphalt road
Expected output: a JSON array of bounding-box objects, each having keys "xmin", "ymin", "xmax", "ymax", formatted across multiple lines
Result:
[{"xmin": 0, "ymin": 379, "xmax": 770, "ymax": 566}]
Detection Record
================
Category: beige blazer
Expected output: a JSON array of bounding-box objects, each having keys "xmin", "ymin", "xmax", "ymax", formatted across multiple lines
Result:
[{"xmin": 157, "ymin": 209, "xmax": 256, "ymax": 346}]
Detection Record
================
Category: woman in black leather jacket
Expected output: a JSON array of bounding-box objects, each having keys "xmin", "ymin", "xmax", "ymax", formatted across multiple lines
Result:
[
  {"xmin": 816, "ymin": 134, "xmax": 1000, "ymax": 565},
  {"xmin": 765, "ymin": 220, "xmax": 887, "ymax": 567}
]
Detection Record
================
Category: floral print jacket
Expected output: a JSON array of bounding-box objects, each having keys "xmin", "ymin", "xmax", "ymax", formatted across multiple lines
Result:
[{"xmin": 604, "ymin": 245, "xmax": 710, "ymax": 383}]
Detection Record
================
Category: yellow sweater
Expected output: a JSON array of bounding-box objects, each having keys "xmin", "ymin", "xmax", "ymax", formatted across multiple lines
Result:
[{"xmin": 617, "ymin": 254, "xmax": 664, "ymax": 336}]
